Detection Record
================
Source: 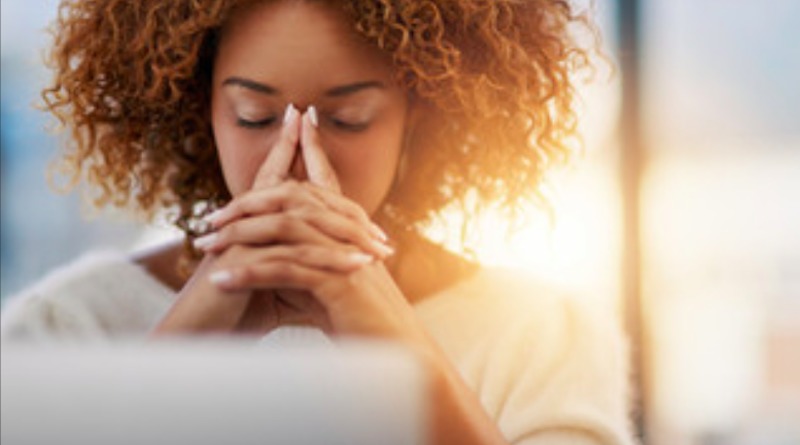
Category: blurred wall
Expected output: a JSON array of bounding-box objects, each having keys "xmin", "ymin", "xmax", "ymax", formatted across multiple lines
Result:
[
  {"xmin": 639, "ymin": 0, "xmax": 800, "ymax": 443},
  {"xmin": 0, "ymin": 0, "xmax": 157, "ymax": 301}
]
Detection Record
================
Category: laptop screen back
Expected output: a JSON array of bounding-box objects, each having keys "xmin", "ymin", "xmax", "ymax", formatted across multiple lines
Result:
[{"xmin": 1, "ymin": 340, "xmax": 428, "ymax": 445}]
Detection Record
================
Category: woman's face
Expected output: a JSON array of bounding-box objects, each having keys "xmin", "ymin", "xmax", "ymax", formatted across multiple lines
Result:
[{"xmin": 211, "ymin": 0, "xmax": 408, "ymax": 215}]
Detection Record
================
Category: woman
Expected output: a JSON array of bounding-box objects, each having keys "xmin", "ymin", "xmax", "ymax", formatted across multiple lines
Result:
[{"xmin": 1, "ymin": 0, "xmax": 634, "ymax": 444}]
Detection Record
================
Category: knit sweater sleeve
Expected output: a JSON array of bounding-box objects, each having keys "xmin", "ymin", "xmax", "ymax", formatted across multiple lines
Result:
[
  {"xmin": 493, "ymin": 295, "xmax": 634, "ymax": 445},
  {"xmin": 0, "ymin": 251, "xmax": 174, "ymax": 342},
  {"xmin": 415, "ymin": 269, "xmax": 636, "ymax": 445},
  {"xmin": 1, "ymin": 289, "xmax": 90, "ymax": 341}
]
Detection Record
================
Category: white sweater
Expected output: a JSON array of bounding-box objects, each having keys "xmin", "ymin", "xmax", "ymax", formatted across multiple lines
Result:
[{"xmin": 0, "ymin": 250, "xmax": 635, "ymax": 445}]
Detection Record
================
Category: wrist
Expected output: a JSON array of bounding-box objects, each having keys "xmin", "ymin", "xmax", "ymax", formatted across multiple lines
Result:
[{"xmin": 418, "ymin": 344, "xmax": 508, "ymax": 445}]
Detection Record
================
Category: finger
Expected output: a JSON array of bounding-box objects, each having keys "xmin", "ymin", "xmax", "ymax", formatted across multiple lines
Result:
[
  {"xmin": 203, "ymin": 182, "xmax": 323, "ymax": 229},
  {"xmin": 198, "ymin": 206, "xmax": 392, "ymax": 259},
  {"xmin": 236, "ymin": 244, "xmax": 375, "ymax": 276},
  {"xmin": 287, "ymin": 207, "xmax": 392, "ymax": 258},
  {"xmin": 271, "ymin": 289, "xmax": 330, "ymax": 329},
  {"xmin": 194, "ymin": 213, "xmax": 335, "ymax": 253},
  {"xmin": 209, "ymin": 261, "xmax": 331, "ymax": 293},
  {"xmin": 203, "ymin": 182, "xmax": 389, "ymax": 245},
  {"xmin": 294, "ymin": 207, "xmax": 392, "ymax": 258},
  {"xmin": 237, "ymin": 289, "xmax": 332, "ymax": 333},
  {"xmin": 301, "ymin": 106, "xmax": 341, "ymax": 193},
  {"xmin": 234, "ymin": 292, "xmax": 280, "ymax": 334},
  {"xmin": 198, "ymin": 208, "xmax": 392, "ymax": 259},
  {"xmin": 304, "ymin": 183, "xmax": 389, "ymax": 242},
  {"xmin": 251, "ymin": 103, "xmax": 301, "ymax": 190}
]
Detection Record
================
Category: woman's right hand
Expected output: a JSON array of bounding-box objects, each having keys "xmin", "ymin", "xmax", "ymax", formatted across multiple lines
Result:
[{"xmin": 150, "ymin": 104, "xmax": 386, "ymax": 337}]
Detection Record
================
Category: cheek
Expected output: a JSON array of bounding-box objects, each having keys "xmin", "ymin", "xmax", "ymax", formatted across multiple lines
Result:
[
  {"xmin": 213, "ymin": 124, "xmax": 278, "ymax": 197},
  {"xmin": 326, "ymin": 130, "xmax": 403, "ymax": 215}
]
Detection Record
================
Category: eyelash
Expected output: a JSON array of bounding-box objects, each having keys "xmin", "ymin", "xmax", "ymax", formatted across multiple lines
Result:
[
  {"xmin": 330, "ymin": 118, "xmax": 369, "ymax": 132},
  {"xmin": 236, "ymin": 115, "xmax": 369, "ymax": 132},
  {"xmin": 236, "ymin": 116, "xmax": 278, "ymax": 129}
]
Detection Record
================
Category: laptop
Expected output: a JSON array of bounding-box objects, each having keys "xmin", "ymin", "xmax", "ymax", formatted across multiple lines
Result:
[{"xmin": 1, "ymin": 338, "xmax": 428, "ymax": 445}]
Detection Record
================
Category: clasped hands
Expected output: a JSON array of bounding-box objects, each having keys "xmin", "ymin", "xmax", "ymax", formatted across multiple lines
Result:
[{"xmin": 157, "ymin": 104, "xmax": 428, "ymax": 348}]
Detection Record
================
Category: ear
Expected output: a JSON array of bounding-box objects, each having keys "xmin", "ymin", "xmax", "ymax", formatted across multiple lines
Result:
[
  {"xmin": 403, "ymin": 92, "xmax": 423, "ymax": 135},
  {"xmin": 401, "ymin": 93, "xmax": 433, "ymax": 150},
  {"xmin": 393, "ymin": 94, "xmax": 428, "ymax": 195}
]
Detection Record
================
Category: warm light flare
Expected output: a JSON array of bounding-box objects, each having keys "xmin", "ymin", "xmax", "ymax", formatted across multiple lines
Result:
[{"xmin": 429, "ymin": 161, "xmax": 622, "ymax": 304}]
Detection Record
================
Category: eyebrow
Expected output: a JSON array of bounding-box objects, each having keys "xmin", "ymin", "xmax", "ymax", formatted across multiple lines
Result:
[
  {"xmin": 325, "ymin": 81, "xmax": 385, "ymax": 97},
  {"xmin": 222, "ymin": 77, "xmax": 385, "ymax": 97},
  {"xmin": 222, "ymin": 77, "xmax": 277, "ymax": 94}
]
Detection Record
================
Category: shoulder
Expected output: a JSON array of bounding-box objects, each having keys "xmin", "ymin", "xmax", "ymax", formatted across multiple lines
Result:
[
  {"xmin": 416, "ymin": 267, "xmax": 598, "ymax": 342},
  {"xmin": 469, "ymin": 267, "xmax": 626, "ymax": 356},
  {"xmin": 416, "ymin": 265, "xmax": 627, "ymax": 366},
  {"xmin": 418, "ymin": 267, "xmax": 635, "ymax": 444},
  {"xmin": 0, "ymin": 250, "xmax": 174, "ymax": 341}
]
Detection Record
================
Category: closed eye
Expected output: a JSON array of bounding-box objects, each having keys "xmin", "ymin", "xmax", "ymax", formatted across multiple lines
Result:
[
  {"xmin": 236, "ymin": 116, "xmax": 278, "ymax": 129},
  {"xmin": 329, "ymin": 117, "xmax": 370, "ymax": 132}
]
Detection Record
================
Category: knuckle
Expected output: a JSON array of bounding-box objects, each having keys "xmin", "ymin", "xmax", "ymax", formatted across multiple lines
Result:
[
  {"xmin": 219, "ymin": 224, "xmax": 236, "ymax": 242},
  {"xmin": 356, "ymin": 206, "xmax": 370, "ymax": 221},
  {"xmin": 272, "ymin": 214, "xmax": 295, "ymax": 233},
  {"xmin": 294, "ymin": 245, "xmax": 316, "ymax": 262},
  {"xmin": 224, "ymin": 200, "xmax": 240, "ymax": 216},
  {"xmin": 265, "ymin": 245, "xmax": 291, "ymax": 261},
  {"xmin": 334, "ymin": 218, "xmax": 359, "ymax": 240},
  {"xmin": 343, "ymin": 222, "xmax": 361, "ymax": 238},
  {"xmin": 319, "ymin": 171, "xmax": 337, "ymax": 186},
  {"xmin": 274, "ymin": 181, "xmax": 289, "ymax": 194},
  {"xmin": 251, "ymin": 191, "xmax": 277, "ymax": 213},
  {"xmin": 237, "ymin": 265, "xmax": 254, "ymax": 283},
  {"xmin": 289, "ymin": 206, "xmax": 314, "ymax": 222},
  {"xmin": 282, "ymin": 179, "xmax": 300, "ymax": 192},
  {"xmin": 214, "ymin": 228, "xmax": 229, "ymax": 245},
  {"xmin": 335, "ymin": 197, "xmax": 362, "ymax": 219},
  {"xmin": 275, "ymin": 181, "xmax": 301, "ymax": 203},
  {"xmin": 300, "ymin": 181, "xmax": 319, "ymax": 194},
  {"xmin": 222, "ymin": 243, "xmax": 245, "ymax": 259},
  {"xmin": 348, "ymin": 201, "xmax": 368, "ymax": 220},
  {"xmin": 270, "ymin": 263, "xmax": 295, "ymax": 281}
]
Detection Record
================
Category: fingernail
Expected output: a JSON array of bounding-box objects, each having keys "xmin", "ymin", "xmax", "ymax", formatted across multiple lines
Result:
[
  {"xmin": 370, "ymin": 223, "xmax": 389, "ymax": 243},
  {"xmin": 202, "ymin": 208, "xmax": 226, "ymax": 226},
  {"xmin": 371, "ymin": 240, "xmax": 395, "ymax": 258},
  {"xmin": 307, "ymin": 105, "xmax": 319, "ymax": 127},
  {"xmin": 348, "ymin": 252, "xmax": 374, "ymax": 265},
  {"xmin": 193, "ymin": 219, "xmax": 214, "ymax": 235},
  {"xmin": 209, "ymin": 270, "xmax": 233, "ymax": 285},
  {"xmin": 193, "ymin": 232, "xmax": 218, "ymax": 250},
  {"xmin": 283, "ymin": 103, "xmax": 298, "ymax": 125}
]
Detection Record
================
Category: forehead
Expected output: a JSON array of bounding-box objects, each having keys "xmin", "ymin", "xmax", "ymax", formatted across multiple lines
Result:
[{"xmin": 214, "ymin": 1, "xmax": 395, "ymax": 92}]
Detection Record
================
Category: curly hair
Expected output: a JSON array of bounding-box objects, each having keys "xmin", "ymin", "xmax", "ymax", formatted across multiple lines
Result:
[{"xmin": 42, "ymin": 0, "xmax": 601, "ymax": 255}]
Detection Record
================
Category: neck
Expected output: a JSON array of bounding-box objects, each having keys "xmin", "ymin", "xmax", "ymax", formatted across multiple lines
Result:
[{"xmin": 384, "ymin": 231, "xmax": 479, "ymax": 304}]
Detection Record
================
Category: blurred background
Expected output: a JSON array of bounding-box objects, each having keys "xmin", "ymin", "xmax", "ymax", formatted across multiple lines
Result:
[{"xmin": 1, "ymin": 1, "xmax": 798, "ymax": 444}]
